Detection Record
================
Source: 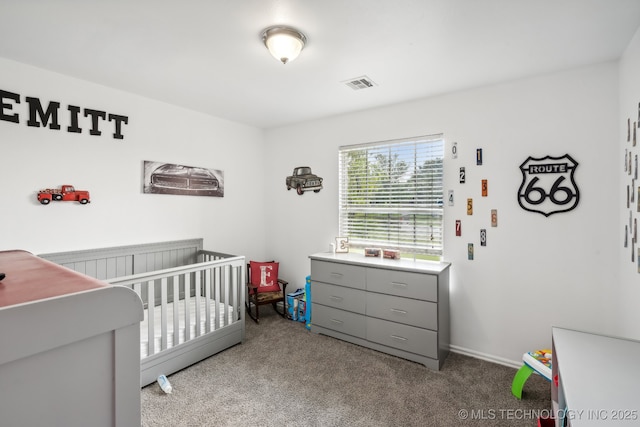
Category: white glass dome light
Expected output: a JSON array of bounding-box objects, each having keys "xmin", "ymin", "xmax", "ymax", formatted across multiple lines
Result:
[{"xmin": 262, "ymin": 26, "xmax": 307, "ymax": 64}]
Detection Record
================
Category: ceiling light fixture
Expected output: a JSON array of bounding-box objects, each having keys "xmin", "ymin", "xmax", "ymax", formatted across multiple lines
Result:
[{"xmin": 261, "ymin": 25, "xmax": 307, "ymax": 64}]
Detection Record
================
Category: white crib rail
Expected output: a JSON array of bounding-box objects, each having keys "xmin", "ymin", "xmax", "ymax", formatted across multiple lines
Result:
[{"xmin": 107, "ymin": 255, "xmax": 245, "ymax": 359}]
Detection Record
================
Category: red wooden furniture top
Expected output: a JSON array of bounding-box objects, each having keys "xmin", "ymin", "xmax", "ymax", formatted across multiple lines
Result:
[{"xmin": 0, "ymin": 250, "xmax": 107, "ymax": 308}]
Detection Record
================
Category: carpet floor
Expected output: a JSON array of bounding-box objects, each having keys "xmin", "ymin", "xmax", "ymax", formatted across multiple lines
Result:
[{"xmin": 141, "ymin": 310, "xmax": 551, "ymax": 426}]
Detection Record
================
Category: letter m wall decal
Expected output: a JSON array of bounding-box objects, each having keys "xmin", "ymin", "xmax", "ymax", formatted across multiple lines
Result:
[{"xmin": 517, "ymin": 154, "xmax": 580, "ymax": 217}]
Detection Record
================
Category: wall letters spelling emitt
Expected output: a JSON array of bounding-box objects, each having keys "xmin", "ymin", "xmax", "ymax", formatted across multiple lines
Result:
[{"xmin": 0, "ymin": 89, "xmax": 129, "ymax": 140}]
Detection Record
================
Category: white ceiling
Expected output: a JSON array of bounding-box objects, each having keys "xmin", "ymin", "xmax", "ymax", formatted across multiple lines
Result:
[{"xmin": 1, "ymin": 0, "xmax": 640, "ymax": 129}]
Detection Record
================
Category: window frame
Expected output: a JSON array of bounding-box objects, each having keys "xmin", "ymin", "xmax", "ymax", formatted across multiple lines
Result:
[{"xmin": 338, "ymin": 134, "xmax": 444, "ymax": 259}]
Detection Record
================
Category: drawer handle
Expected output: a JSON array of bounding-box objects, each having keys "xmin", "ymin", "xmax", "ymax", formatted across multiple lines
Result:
[
  {"xmin": 390, "ymin": 308, "xmax": 407, "ymax": 315},
  {"xmin": 330, "ymin": 318, "xmax": 344, "ymax": 325},
  {"xmin": 391, "ymin": 335, "xmax": 408, "ymax": 341},
  {"xmin": 391, "ymin": 282, "xmax": 408, "ymax": 288},
  {"xmin": 330, "ymin": 272, "xmax": 344, "ymax": 277},
  {"xmin": 330, "ymin": 295, "xmax": 344, "ymax": 302}
]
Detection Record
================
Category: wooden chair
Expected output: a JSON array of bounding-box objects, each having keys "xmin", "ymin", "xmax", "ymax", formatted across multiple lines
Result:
[{"xmin": 245, "ymin": 261, "xmax": 288, "ymax": 323}]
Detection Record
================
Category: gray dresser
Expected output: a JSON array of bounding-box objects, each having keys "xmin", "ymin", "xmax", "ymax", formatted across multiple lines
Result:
[{"xmin": 309, "ymin": 252, "xmax": 451, "ymax": 370}]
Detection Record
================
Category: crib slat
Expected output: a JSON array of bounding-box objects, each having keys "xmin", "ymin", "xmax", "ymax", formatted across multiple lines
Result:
[
  {"xmin": 204, "ymin": 268, "xmax": 212, "ymax": 334},
  {"xmin": 160, "ymin": 277, "xmax": 168, "ymax": 350},
  {"xmin": 173, "ymin": 274, "xmax": 180, "ymax": 348},
  {"xmin": 147, "ymin": 280, "xmax": 155, "ymax": 356},
  {"xmin": 184, "ymin": 273, "xmax": 191, "ymax": 342},
  {"xmin": 233, "ymin": 266, "xmax": 240, "ymax": 320},
  {"xmin": 232, "ymin": 265, "xmax": 238, "ymax": 321},
  {"xmin": 194, "ymin": 270, "xmax": 201, "ymax": 337},
  {"xmin": 219, "ymin": 266, "xmax": 226, "ymax": 327},
  {"xmin": 219, "ymin": 266, "xmax": 225, "ymax": 325},
  {"xmin": 228, "ymin": 269, "xmax": 233, "ymax": 325},
  {"xmin": 213, "ymin": 266, "xmax": 221, "ymax": 329}
]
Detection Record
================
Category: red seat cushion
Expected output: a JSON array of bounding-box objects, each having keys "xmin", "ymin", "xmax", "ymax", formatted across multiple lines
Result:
[{"xmin": 249, "ymin": 261, "xmax": 281, "ymax": 293}]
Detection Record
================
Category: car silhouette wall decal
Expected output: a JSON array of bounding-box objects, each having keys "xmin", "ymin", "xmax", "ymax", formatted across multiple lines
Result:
[
  {"xmin": 286, "ymin": 166, "xmax": 323, "ymax": 195},
  {"xmin": 143, "ymin": 161, "xmax": 224, "ymax": 197}
]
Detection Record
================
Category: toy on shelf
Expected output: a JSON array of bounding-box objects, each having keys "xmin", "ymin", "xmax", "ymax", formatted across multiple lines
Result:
[
  {"xmin": 383, "ymin": 249, "xmax": 400, "ymax": 260},
  {"xmin": 365, "ymin": 248, "xmax": 381, "ymax": 257},
  {"xmin": 37, "ymin": 185, "xmax": 91, "ymax": 205}
]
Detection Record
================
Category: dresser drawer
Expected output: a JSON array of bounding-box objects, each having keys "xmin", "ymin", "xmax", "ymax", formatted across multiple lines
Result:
[
  {"xmin": 311, "ymin": 260, "xmax": 365, "ymax": 289},
  {"xmin": 366, "ymin": 317, "xmax": 438, "ymax": 358},
  {"xmin": 312, "ymin": 282, "xmax": 366, "ymax": 314},
  {"xmin": 312, "ymin": 303, "xmax": 366, "ymax": 338},
  {"xmin": 366, "ymin": 268, "xmax": 437, "ymax": 301},
  {"xmin": 366, "ymin": 292, "xmax": 437, "ymax": 329}
]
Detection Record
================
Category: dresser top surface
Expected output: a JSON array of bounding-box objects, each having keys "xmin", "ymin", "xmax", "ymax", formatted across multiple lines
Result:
[
  {"xmin": 552, "ymin": 327, "xmax": 640, "ymax": 425},
  {"xmin": 0, "ymin": 250, "xmax": 107, "ymax": 308},
  {"xmin": 310, "ymin": 252, "xmax": 450, "ymax": 274}
]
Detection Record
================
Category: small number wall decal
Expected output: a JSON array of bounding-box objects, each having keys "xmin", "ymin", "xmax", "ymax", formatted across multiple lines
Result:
[{"xmin": 447, "ymin": 143, "xmax": 497, "ymax": 259}]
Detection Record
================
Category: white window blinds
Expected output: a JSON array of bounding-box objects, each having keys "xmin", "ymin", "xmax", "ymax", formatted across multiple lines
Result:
[{"xmin": 338, "ymin": 135, "xmax": 444, "ymax": 257}]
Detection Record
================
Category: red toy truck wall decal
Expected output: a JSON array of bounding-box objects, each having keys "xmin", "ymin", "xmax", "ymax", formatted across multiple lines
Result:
[{"xmin": 37, "ymin": 185, "xmax": 90, "ymax": 205}]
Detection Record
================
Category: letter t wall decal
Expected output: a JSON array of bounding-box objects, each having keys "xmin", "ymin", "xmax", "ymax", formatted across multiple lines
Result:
[
  {"xmin": 84, "ymin": 108, "xmax": 107, "ymax": 136},
  {"xmin": 108, "ymin": 113, "xmax": 128, "ymax": 139}
]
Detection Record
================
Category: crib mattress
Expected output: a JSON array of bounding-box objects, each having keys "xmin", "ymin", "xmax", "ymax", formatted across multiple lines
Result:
[{"xmin": 141, "ymin": 298, "xmax": 235, "ymax": 358}]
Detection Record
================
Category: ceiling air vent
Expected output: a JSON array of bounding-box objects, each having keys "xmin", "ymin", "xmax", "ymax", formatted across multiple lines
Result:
[{"xmin": 343, "ymin": 76, "xmax": 377, "ymax": 91}]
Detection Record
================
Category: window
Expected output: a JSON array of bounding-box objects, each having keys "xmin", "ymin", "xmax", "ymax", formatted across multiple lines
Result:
[{"xmin": 338, "ymin": 134, "xmax": 444, "ymax": 259}]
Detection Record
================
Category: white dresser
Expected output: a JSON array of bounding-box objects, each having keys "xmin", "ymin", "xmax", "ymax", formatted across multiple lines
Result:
[{"xmin": 309, "ymin": 252, "xmax": 451, "ymax": 370}]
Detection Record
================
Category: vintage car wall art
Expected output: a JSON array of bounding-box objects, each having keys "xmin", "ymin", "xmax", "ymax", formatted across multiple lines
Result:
[
  {"xmin": 286, "ymin": 166, "xmax": 323, "ymax": 195},
  {"xmin": 143, "ymin": 161, "xmax": 224, "ymax": 197}
]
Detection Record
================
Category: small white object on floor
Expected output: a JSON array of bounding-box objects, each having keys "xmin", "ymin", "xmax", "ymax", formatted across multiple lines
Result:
[{"xmin": 157, "ymin": 374, "xmax": 173, "ymax": 394}]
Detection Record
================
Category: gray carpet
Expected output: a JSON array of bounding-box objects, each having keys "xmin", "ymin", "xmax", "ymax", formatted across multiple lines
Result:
[{"xmin": 141, "ymin": 310, "xmax": 551, "ymax": 426}]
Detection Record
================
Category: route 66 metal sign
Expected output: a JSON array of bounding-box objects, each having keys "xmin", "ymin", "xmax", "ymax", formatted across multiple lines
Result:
[{"xmin": 517, "ymin": 154, "xmax": 580, "ymax": 217}]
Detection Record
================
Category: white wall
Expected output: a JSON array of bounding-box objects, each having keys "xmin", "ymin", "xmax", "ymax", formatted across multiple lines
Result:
[
  {"xmin": 264, "ymin": 62, "xmax": 620, "ymax": 366},
  {"xmin": 618, "ymin": 27, "xmax": 640, "ymax": 339},
  {"xmin": 0, "ymin": 58, "xmax": 268, "ymax": 262},
  {"xmin": 0, "ymin": 53, "xmax": 629, "ymax": 367}
]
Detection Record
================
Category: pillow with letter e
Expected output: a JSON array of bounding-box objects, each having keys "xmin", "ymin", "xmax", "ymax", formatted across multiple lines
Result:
[{"xmin": 249, "ymin": 261, "xmax": 280, "ymax": 293}]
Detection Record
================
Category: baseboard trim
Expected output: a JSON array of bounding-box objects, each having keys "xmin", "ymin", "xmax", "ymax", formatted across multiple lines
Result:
[{"xmin": 449, "ymin": 344, "xmax": 521, "ymax": 370}]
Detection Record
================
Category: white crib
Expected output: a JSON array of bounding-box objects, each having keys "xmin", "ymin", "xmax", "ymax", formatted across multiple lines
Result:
[{"xmin": 39, "ymin": 239, "xmax": 245, "ymax": 386}]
